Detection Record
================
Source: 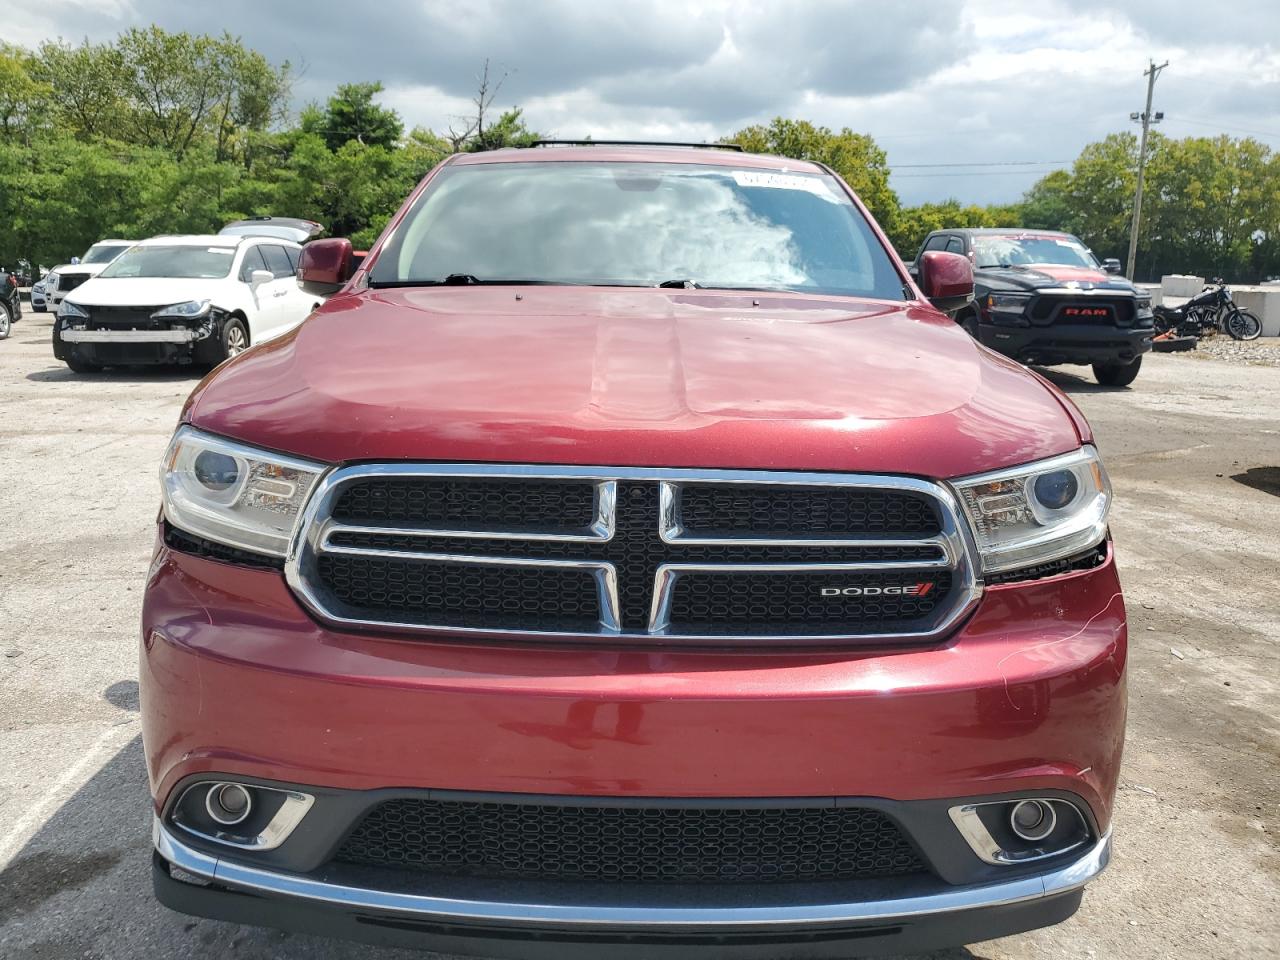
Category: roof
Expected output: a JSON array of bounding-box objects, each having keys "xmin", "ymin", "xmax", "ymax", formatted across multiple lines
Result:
[
  {"xmin": 940, "ymin": 227, "xmax": 1075, "ymax": 238},
  {"xmin": 450, "ymin": 145, "xmax": 827, "ymax": 174},
  {"xmin": 137, "ymin": 234, "xmax": 299, "ymax": 248}
]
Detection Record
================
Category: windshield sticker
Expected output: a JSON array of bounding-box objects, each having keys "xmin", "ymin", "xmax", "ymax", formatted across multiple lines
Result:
[
  {"xmin": 731, "ymin": 171, "xmax": 840, "ymax": 202},
  {"xmin": 206, "ymin": 247, "xmax": 235, "ymax": 254}
]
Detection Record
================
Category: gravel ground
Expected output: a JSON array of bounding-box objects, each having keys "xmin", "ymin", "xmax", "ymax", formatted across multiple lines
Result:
[
  {"xmin": 1173, "ymin": 335, "xmax": 1280, "ymax": 366},
  {"xmin": 0, "ymin": 308, "xmax": 1277, "ymax": 960}
]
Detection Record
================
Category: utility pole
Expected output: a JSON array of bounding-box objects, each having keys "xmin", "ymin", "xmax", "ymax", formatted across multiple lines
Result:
[{"xmin": 1126, "ymin": 60, "xmax": 1168, "ymax": 279}]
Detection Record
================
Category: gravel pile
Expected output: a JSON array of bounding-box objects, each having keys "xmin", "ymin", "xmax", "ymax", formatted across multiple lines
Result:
[{"xmin": 1179, "ymin": 336, "xmax": 1280, "ymax": 367}]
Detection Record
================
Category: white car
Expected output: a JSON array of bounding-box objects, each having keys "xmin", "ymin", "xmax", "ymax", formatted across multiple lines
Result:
[
  {"xmin": 53, "ymin": 234, "xmax": 321, "ymax": 373},
  {"xmin": 44, "ymin": 239, "xmax": 134, "ymax": 309}
]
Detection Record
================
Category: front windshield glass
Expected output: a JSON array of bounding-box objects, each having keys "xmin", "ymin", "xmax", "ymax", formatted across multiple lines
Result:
[
  {"xmin": 81, "ymin": 243, "xmax": 131, "ymax": 265},
  {"xmin": 99, "ymin": 245, "xmax": 236, "ymax": 279},
  {"xmin": 370, "ymin": 161, "xmax": 906, "ymax": 300},
  {"xmin": 972, "ymin": 234, "xmax": 1098, "ymax": 269}
]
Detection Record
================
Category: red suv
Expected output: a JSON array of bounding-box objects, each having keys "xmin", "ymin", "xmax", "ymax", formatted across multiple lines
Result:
[{"xmin": 143, "ymin": 144, "xmax": 1125, "ymax": 958}]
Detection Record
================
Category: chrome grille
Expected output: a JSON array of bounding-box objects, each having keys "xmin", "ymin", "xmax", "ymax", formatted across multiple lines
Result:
[{"xmin": 287, "ymin": 465, "xmax": 980, "ymax": 644}]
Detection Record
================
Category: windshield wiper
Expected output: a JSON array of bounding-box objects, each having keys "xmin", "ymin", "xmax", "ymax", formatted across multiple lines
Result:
[
  {"xmin": 657, "ymin": 278, "xmax": 701, "ymax": 289},
  {"xmin": 368, "ymin": 276, "xmax": 564, "ymax": 289}
]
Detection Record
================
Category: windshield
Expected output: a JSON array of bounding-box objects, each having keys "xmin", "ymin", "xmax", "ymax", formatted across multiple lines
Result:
[
  {"xmin": 973, "ymin": 234, "xmax": 1098, "ymax": 269},
  {"xmin": 370, "ymin": 161, "xmax": 906, "ymax": 300},
  {"xmin": 99, "ymin": 245, "xmax": 236, "ymax": 279},
  {"xmin": 81, "ymin": 243, "xmax": 131, "ymax": 265}
]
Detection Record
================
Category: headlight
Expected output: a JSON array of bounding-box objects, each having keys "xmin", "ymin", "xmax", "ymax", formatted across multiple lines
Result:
[
  {"xmin": 986, "ymin": 293, "xmax": 1031, "ymax": 314},
  {"xmin": 57, "ymin": 300, "xmax": 88, "ymax": 320},
  {"xmin": 152, "ymin": 299, "xmax": 212, "ymax": 320},
  {"xmin": 1135, "ymin": 295, "xmax": 1153, "ymax": 321},
  {"xmin": 950, "ymin": 446, "xmax": 1111, "ymax": 575},
  {"xmin": 161, "ymin": 426, "xmax": 327, "ymax": 557}
]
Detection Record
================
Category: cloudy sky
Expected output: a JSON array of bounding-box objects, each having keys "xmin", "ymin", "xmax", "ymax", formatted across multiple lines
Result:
[{"xmin": 9, "ymin": 0, "xmax": 1280, "ymax": 205}]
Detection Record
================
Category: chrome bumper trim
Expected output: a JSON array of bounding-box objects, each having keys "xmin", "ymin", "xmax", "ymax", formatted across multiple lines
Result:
[
  {"xmin": 62, "ymin": 328, "xmax": 198, "ymax": 343},
  {"xmin": 154, "ymin": 819, "xmax": 1110, "ymax": 928}
]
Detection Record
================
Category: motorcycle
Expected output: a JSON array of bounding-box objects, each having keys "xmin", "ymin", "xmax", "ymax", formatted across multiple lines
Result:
[{"xmin": 1153, "ymin": 279, "xmax": 1262, "ymax": 341}]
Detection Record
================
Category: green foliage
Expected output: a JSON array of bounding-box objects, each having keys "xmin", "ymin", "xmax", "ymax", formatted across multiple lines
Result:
[
  {"xmin": 303, "ymin": 81, "xmax": 403, "ymax": 151},
  {"xmin": 465, "ymin": 108, "xmax": 540, "ymax": 152},
  {"xmin": 891, "ymin": 201, "xmax": 1022, "ymax": 259},
  {"xmin": 1019, "ymin": 132, "xmax": 1280, "ymax": 280},
  {"xmin": 0, "ymin": 30, "xmax": 516, "ymax": 270}
]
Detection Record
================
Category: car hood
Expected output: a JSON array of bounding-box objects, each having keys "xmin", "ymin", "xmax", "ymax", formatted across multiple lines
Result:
[
  {"xmin": 53, "ymin": 261, "xmax": 115, "ymax": 279},
  {"xmin": 64, "ymin": 276, "xmax": 232, "ymax": 308},
  {"xmin": 184, "ymin": 287, "xmax": 1084, "ymax": 479},
  {"xmin": 978, "ymin": 264, "xmax": 1139, "ymax": 294}
]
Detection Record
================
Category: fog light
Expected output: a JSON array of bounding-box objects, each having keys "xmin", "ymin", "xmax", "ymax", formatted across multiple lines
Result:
[
  {"xmin": 205, "ymin": 782, "xmax": 253, "ymax": 826},
  {"xmin": 949, "ymin": 796, "xmax": 1090, "ymax": 865},
  {"xmin": 1009, "ymin": 799, "xmax": 1056, "ymax": 841}
]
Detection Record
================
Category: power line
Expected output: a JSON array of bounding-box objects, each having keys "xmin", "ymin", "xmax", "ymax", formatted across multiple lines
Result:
[{"xmin": 1163, "ymin": 115, "xmax": 1280, "ymax": 140}]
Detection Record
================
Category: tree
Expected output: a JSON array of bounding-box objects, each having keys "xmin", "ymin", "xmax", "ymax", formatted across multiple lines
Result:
[
  {"xmin": 304, "ymin": 81, "xmax": 403, "ymax": 151},
  {"xmin": 445, "ymin": 60, "xmax": 541, "ymax": 152},
  {"xmin": 725, "ymin": 118, "xmax": 900, "ymax": 230},
  {"xmin": 0, "ymin": 43, "xmax": 49, "ymax": 143}
]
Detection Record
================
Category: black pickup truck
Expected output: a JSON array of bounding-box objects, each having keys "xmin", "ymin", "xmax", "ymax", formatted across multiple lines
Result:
[{"xmin": 911, "ymin": 229, "xmax": 1154, "ymax": 386}]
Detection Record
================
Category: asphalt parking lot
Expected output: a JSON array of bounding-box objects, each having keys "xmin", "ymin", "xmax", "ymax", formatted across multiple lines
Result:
[{"xmin": 1, "ymin": 306, "xmax": 1277, "ymax": 960}]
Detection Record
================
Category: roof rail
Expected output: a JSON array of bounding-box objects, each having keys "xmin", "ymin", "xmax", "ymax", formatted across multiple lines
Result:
[{"xmin": 531, "ymin": 139, "xmax": 744, "ymax": 152}]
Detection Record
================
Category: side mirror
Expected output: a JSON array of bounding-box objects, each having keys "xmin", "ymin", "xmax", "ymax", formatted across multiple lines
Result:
[
  {"xmin": 918, "ymin": 251, "xmax": 974, "ymax": 315},
  {"xmin": 297, "ymin": 238, "xmax": 354, "ymax": 296},
  {"xmin": 1101, "ymin": 258, "xmax": 1123, "ymax": 275},
  {"xmin": 249, "ymin": 269, "xmax": 273, "ymax": 288}
]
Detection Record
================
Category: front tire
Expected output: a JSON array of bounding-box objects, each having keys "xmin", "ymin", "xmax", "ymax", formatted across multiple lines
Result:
[
  {"xmin": 0, "ymin": 301, "xmax": 11, "ymax": 339},
  {"xmin": 221, "ymin": 316, "xmax": 249, "ymax": 360},
  {"xmin": 65, "ymin": 357, "xmax": 103, "ymax": 374},
  {"xmin": 1093, "ymin": 357, "xmax": 1142, "ymax": 387},
  {"xmin": 1226, "ymin": 309, "xmax": 1262, "ymax": 341}
]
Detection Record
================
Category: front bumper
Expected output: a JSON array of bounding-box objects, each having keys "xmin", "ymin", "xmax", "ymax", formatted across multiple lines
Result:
[
  {"xmin": 979, "ymin": 321, "xmax": 1153, "ymax": 366},
  {"xmin": 153, "ymin": 817, "xmax": 1109, "ymax": 957},
  {"xmin": 53, "ymin": 317, "xmax": 221, "ymax": 366},
  {"xmin": 142, "ymin": 536, "xmax": 1126, "ymax": 952}
]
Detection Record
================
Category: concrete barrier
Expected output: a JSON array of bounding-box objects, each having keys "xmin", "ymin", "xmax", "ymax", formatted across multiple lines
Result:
[
  {"xmin": 1233, "ymin": 288, "xmax": 1280, "ymax": 337},
  {"xmin": 1162, "ymin": 274, "xmax": 1206, "ymax": 298}
]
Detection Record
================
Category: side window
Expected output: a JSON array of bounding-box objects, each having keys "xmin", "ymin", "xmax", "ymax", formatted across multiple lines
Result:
[
  {"xmin": 282, "ymin": 245, "xmax": 299, "ymax": 271},
  {"xmin": 238, "ymin": 246, "xmax": 268, "ymax": 281},
  {"xmin": 920, "ymin": 234, "xmax": 949, "ymax": 259},
  {"xmin": 260, "ymin": 244, "xmax": 294, "ymax": 279},
  {"xmin": 945, "ymin": 236, "xmax": 965, "ymax": 255}
]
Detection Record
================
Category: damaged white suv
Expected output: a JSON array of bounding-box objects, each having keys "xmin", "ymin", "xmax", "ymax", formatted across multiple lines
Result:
[{"xmin": 53, "ymin": 234, "xmax": 320, "ymax": 373}]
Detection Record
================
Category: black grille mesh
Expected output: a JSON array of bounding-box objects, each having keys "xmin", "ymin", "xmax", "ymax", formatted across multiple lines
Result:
[
  {"xmin": 1030, "ymin": 296, "xmax": 1134, "ymax": 326},
  {"xmin": 669, "ymin": 569, "xmax": 950, "ymax": 636},
  {"xmin": 318, "ymin": 554, "xmax": 600, "ymax": 632},
  {"xmin": 334, "ymin": 798, "xmax": 926, "ymax": 885},
  {"xmin": 679, "ymin": 485, "xmax": 939, "ymax": 537},
  {"xmin": 333, "ymin": 477, "xmax": 596, "ymax": 532}
]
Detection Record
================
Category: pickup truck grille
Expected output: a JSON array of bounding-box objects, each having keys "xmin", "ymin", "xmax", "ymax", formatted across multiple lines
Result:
[
  {"xmin": 1030, "ymin": 295, "xmax": 1135, "ymax": 326},
  {"xmin": 334, "ymin": 797, "xmax": 927, "ymax": 885},
  {"xmin": 288, "ymin": 466, "xmax": 978, "ymax": 644}
]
